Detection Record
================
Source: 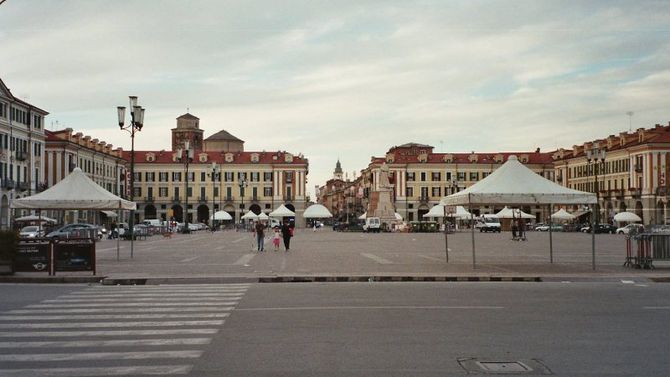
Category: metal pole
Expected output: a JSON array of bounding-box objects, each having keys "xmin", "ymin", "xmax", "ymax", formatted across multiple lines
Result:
[
  {"xmin": 549, "ymin": 203, "xmax": 553, "ymax": 263},
  {"xmin": 129, "ymin": 127, "xmax": 135, "ymax": 259},
  {"xmin": 116, "ymin": 209, "xmax": 120, "ymax": 261},
  {"xmin": 470, "ymin": 199, "xmax": 476, "ymax": 269},
  {"xmin": 184, "ymin": 151, "xmax": 189, "ymax": 234},
  {"xmin": 592, "ymin": 201, "xmax": 597, "ymax": 270},
  {"xmin": 444, "ymin": 204, "xmax": 449, "ymax": 263}
]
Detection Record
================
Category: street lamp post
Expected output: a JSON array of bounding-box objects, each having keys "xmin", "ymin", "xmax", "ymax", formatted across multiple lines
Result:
[
  {"xmin": 210, "ymin": 162, "xmax": 219, "ymax": 229},
  {"xmin": 177, "ymin": 141, "xmax": 193, "ymax": 233},
  {"xmin": 117, "ymin": 96, "xmax": 144, "ymax": 259},
  {"xmin": 586, "ymin": 147, "xmax": 607, "ymax": 225},
  {"xmin": 238, "ymin": 178, "xmax": 247, "ymax": 222}
]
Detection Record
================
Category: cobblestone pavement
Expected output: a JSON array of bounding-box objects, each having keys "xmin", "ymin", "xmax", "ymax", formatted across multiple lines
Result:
[{"xmin": 74, "ymin": 228, "xmax": 669, "ymax": 280}]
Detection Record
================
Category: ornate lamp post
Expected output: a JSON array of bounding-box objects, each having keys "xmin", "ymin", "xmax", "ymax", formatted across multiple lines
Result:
[
  {"xmin": 210, "ymin": 162, "xmax": 220, "ymax": 228},
  {"xmin": 177, "ymin": 141, "xmax": 193, "ymax": 233},
  {"xmin": 238, "ymin": 177, "xmax": 247, "ymax": 222},
  {"xmin": 117, "ymin": 96, "xmax": 144, "ymax": 259},
  {"xmin": 586, "ymin": 146, "xmax": 607, "ymax": 225}
]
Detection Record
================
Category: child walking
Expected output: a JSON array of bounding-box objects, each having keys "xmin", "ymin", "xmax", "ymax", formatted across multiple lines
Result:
[{"xmin": 272, "ymin": 227, "xmax": 281, "ymax": 251}]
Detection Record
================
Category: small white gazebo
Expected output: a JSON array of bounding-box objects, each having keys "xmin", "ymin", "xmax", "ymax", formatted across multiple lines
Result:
[
  {"xmin": 551, "ymin": 208, "xmax": 576, "ymax": 221},
  {"xmin": 613, "ymin": 211, "xmax": 642, "ymax": 223},
  {"xmin": 269, "ymin": 204, "xmax": 295, "ymax": 217},
  {"xmin": 210, "ymin": 210, "xmax": 233, "ymax": 221},
  {"xmin": 495, "ymin": 206, "xmax": 535, "ymax": 219},
  {"xmin": 303, "ymin": 204, "xmax": 333, "ymax": 218},
  {"xmin": 241, "ymin": 210, "xmax": 258, "ymax": 220},
  {"xmin": 258, "ymin": 212, "xmax": 269, "ymax": 221}
]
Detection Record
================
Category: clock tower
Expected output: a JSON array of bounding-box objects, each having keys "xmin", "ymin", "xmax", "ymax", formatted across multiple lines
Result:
[{"xmin": 171, "ymin": 113, "xmax": 204, "ymax": 151}]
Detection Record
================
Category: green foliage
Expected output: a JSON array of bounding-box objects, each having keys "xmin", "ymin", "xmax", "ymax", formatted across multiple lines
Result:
[{"xmin": 0, "ymin": 230, "xmax": 19, "ymax": 262}]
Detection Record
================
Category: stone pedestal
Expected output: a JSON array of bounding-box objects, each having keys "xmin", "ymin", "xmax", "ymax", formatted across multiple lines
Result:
[{"xmin": 367, "ymin": 190, "xmax": 397, "ymax": 224}]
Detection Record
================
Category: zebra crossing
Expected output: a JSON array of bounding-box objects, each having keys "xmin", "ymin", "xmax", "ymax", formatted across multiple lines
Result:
[{"xmin": 0, "ymin": 283, "xmax": 250, "ymax": 376}]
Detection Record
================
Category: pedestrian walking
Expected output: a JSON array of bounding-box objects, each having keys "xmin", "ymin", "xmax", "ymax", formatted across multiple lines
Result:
[
  {"xmin": 281, "ymin": 220, "xmax": 292, "ymax": 251},
  {"xmin": 272, "ymin": 227, "xmax": 281, "ymax": 251},
  {"xmin": 254, "ymin": 220, "xmax": 265, "ymax": 252}
]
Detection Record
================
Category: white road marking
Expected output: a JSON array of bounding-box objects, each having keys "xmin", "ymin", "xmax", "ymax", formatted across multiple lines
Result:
[
  {"xmin": 180, "ymin": 256, "xmax": 199, "ymax": 263},
  {"xmin": 0, "ymin": 328, "xmax": 219, "ymax": 337},
  {"xmin": 0, "ymin": 365, "xmax": 192, "ymax": 377},
  {"xmin": 70, "ymin": 290, "xmax": 249, "ymax": 295},
  {"xmin": 621, "ymin": 280, "xmax": 635, "ymax": 284},
  {"xmin": 417, "ymin": 254, "xmax": 443, "ymax": 262},
  {"xmin": 8, "ymin": 307, "xmax": 234, "ymax": 314},
  {"xmin": 236, "ymin": 305, "xmax": 504, "ymax": 311},
  {"xmin": 643, "ymin": 306, "xmax": 670, "ymax": 310},
  {"xmin": 27, "ymin": 302, "xmax": 240, "ymax": 308},
  {"xmin": 0, "ymin": 313, "xmax": 230, "ymax": 321},
  {"xmin": 360, "ymin": 252, "xmax": 393, "ymax": 264},
  {"xmin": 0, "ymin": 350, "xmax": 202, "ymax": 362},
  {"xmin": 45, "ymin": 296, "xmax": 243, "ymax": 302},
  {"xmin": 233, "ymin": 254, "xmax": 255, "ymax": 265},
  {"xmin": 0, "ymin": 320, "xmax": 225, "ymax": 329},
  {"xmin": 0, "ymin": 338, "xmax": 212, "ymax": 348}
]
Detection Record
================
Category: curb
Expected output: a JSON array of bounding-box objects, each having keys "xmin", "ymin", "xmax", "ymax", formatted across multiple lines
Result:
[
  {"xmin": 99, "ymin": 275, "xmax": 542, "ymax": 285},
  {"xmin": 0, "ymin": 276, "xmax": 102, "ymax": 284}
]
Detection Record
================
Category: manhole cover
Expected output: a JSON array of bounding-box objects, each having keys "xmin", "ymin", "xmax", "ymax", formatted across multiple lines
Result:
[
  {"xmin": 477, "ymin": 361, "xmax": 531, "ymax": 372},
  {"xmin": 458, "ymin": 358, "xmax": 552, "ymax": 374}
]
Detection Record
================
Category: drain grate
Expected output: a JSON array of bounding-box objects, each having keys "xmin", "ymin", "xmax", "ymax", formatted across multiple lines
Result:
[{"xmin": 458, "ymin": 358, "xmax": 552, "ymax": 375}]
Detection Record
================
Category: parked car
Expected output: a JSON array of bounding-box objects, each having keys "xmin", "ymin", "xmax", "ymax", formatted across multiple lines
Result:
[
  {"xmin": 46, "ymin": 223, "xmax": 100, "ymax": 241},
  {"xmin": 534, "ymin": 224, "xmax": 563, "ymax": 232},
  {"xmin": 475, "ymin": 215, "xmax": 501, "ymax": 233},
  {"xmin": 616, "ymin": 223, "xmax": 645, "ymax": 235},
  {"xmin": 19, "ymin": 225, "xmax": 44, "ymax": 240},
  {"xmin": 582, "ymin": 224, "xmax": 617, "ymax": 234}
]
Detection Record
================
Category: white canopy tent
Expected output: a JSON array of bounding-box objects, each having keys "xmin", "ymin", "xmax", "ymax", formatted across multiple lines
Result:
[
  {"xmin": 495, "ymin": 206, "xmax": 535, "ymax": 219},
  {"xmin": 210, "ymin": 210, "xmax": 233, "ymax": 221},
  {"xmin": 358, "ymin": 212, "xmax": 367, "ymax": 220},
  {"xmin": 257, "ymin": 212, "xmax": 269, "ymax": 221},
  {"xmin": 303, "ymin": 204, "xmax": 333, "ymax": 219},
  {"xmin": 14, "ymin": 214, "xmax": 57, "ymax": 223},
  {"xmin": 12, "ymin": 168, "xmax": 136, "ymax": 210},
  {"xmin": 551, "ymin": 208, "xmax": 576, "ymax": 221},
  {"xmin": 440, "ymin": 155, "xmax": 596, "ymax": 268},
  {"xmin": 357, "ymin": 211, "xmax": 403, "ymax": 221},
  {"xmin": 269, "ymin": 204, "xmax": 295, "ymax": 217},
  {"xmin": 241, "ymin": 210, "xmax": 259, "ymax": 220},
  {"xmin": 613, "ymin": 211, "xmax": 642, "ymax": 223},
  {"xmin": 11, "ymin": 167, "xmax": 137, "ymax": 261}
]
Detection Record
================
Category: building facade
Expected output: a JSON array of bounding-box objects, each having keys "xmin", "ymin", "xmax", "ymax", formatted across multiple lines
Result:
[
  {"xmin": 0, "ymin": 78, "xmax": 49, "ymax": 229},
  {"xmin": 320, "ymin": 143, "xmax": 556, "ymax": 223},
  {"xmin": 129, "ymin": 113, "xmax": 310, "ymax": 226},
  {"xmin": 552, "ymin": 124, "xmax": 670, "ymax": 225}
]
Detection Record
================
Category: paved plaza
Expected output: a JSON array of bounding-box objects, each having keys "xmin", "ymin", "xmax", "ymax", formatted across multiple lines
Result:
[{"xmin": 50, "ymin": 228, "xmax": 666, "ymax": 282}]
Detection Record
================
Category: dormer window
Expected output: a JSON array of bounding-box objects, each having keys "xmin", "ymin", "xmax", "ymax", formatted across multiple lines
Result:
[
  {"xmin": 146, "ymin": 152, "xmax": 156, "ymax": 162},
  {"xmin": 285, "ymin": 153, "xmax": 293, "ymax": 163},
  {"xmin": 519, "ymin": 154, "xmax": 529, "ymax": 163},
  {"xmin": 386, "ymin": 153, "xmax": 395, "ymax": 163},
  {"xmin": 494, "ymin": 154, "xmax": 504, "ymax": 163},
  {"xmin": 199, "ymin": 153, "xmax": 208, "ymax": 163},
  {"xmin": 443, "ymin": 154, "xmax": 453, "ymax": 163},
  {"xmin": 225, "ymin": 153, "xmax": 234, "ymax": 162},
  {"xmin": 251, "ymin": 153, "xmax": 260, "ymax": 163},
  {"xmin": 417, "ymin": 153, "xmax": 428, "ymax": 163}
]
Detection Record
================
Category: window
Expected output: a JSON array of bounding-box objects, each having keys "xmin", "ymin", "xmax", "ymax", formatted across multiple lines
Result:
[
  {"xmin": 159, "ymin": 187, "xmax": 168, "ymax": 197},
  {"xmin": 264, "ymin": 172, "xmax": 273, "ymax": 182},
  {"xmin": 469, "ymin": 172, "xmax": 479, "ymax": 181},
  {"xmin": 285, "ymin": 171, "xmax": 293, "ymax": 183},
  {"xmin": 457, "ymin": 172, "xmax": 466, "ymax": 181},
  {"xmin": 250, "ymin": 172, "xmax": 260, "ymax": 182},
  {"xmin": 406, "ymin": 187, "xmax": 414, "ymax": 197},
  {"xmin": 264, "ymin": 187, "xmax": 273, "ymax": 197},
  {"xmin": 172, "ymin": 172, "xmax": 182, "ymax": 182},
  {"xmin": 238, "ymin": 172, "xmax": 247, "ymax": 182},
  {"xmin": 431, "ymin": 172, "xmax": 441, "ymax": 181},
  {"xmin": 159, "ymin": 172, "xmax": 168, "ymax": 182},
  {"xmin": 224, "ymin": 172, "xmax": 234, "ymax": 182},
  {"xmin": 145, "ymin": 172, "xmax": 155, "ymax": 182},
  {"xmin": 187, "ymin": 172, "xmax": 195, "ymax": 181},
  {"xmin": 133, "ymin": 187, "xmax": 142, "ymax": 197},
  {"xmin": 406, "ymin": 172, "xmax": 415, "ymax": 181},
  {"xmin": 187, "ymin": 187, "xmax": 193, "ymax": 197},
  {"xmin": 200, "ymin": 172, "xmax": 206, "ymax": 181},
  {"xmin": 420, "ymin": 172, "xmax": 426, "ymax": 181},
  {"xmin": 0, "ymin": 103, "xmax": 6, "ymax": 118},
  {"xmin": 431, "ymin": 187, "xmax": 441, "ymax": 197},
  {"xmin": 133, "ymin": 172, "xmax": 142, "ymax": 182},
  {"xmin": 226, "ymin": 187, "xmax": 232, "ymax": 199}
]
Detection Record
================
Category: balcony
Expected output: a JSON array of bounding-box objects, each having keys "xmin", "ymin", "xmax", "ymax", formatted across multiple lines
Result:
[
  {"xmin": 251, "ymin": 195, "xmax": 259, "ymax": 202},
  {"xmin": 614, "ymin": 189, "xmax": 624, "ymax": 199},
  {"xmin": 224, "ymin": 195, "xmax": 234, "ymax": 202},
  {"xmin": 284, "ymin": 195, "xmax": 294, "ymax": 202},
  {"xmin": 656, "ymin": 187, "xmax": 668, "ymax": 197},
  {"xmin": 629, "ymin": 188, "xmax": 642, "ymax": 198},
  {"xmin": 419, "ymin": 195, "xmax": 430, "ymax": 203},
  {"xmin": 15, "ymin": 151, "xmax": 28, "ymax": 161},
  {"xmin": 144, "ymin": 196, "xmax": 155, "ymax": 203},
  {"xmin": 198, "ymin": 196, "xmax": 208, "ymax": 203},
  {"xmin": 18, "ymin": 182, "xmax": 29, "ymax": 191},
  {"xmin": 172, "ymin": 196, "xmax": 181, "ymax": 203},
  {"xmin": 634, "ymin": 164, "xmax": 643, "ymax": 173},
  {"xmin": 1, "ymin": 179, "xmax": 15, "ymax": 189}
]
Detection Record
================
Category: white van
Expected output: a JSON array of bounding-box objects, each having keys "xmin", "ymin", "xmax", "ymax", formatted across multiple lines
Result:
[
  {"xmin": 364, "ymin": 217, "xmax": 381, "ymax": 233},
  {"xmin": 269, "ymin": 218, "xmax": 281, "ymax": 228},
  {"xmin": 475, "ymin": 215, "xmax": 501, "ymax": 233},
  {"xmin": 142, "ymin": 219, "xmax": 164, "ymax": 227}
]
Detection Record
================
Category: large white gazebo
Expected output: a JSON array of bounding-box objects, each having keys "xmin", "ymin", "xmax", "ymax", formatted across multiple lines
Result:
[{"xmin": 441, "ymin": 155, "xmax": 596, "ymax": 268}]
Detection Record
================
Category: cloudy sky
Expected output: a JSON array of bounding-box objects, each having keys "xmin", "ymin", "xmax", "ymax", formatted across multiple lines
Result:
[{"xmin": 2, "ymin": 0, "xmax": 669, "ymax": 198}]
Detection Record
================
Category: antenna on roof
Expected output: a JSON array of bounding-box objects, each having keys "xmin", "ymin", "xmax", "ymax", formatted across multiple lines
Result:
[
  {"xmin": 626, "ymin": 111, "xmax": 634, "ymax": 132},
  {"xmin": 187, "ymin": 107, "xmax": 189, "ymax": 113}
]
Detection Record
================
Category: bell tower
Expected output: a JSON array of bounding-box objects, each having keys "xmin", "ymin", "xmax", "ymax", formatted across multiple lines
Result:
[{"xmin": 171, "ymin": 113, "xmax": 204, "ymax": 151}]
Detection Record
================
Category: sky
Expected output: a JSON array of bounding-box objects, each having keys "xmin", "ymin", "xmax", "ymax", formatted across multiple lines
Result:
[{"xmin": 1, "ymin": 0, "xmax": 670, "ymax": 199}]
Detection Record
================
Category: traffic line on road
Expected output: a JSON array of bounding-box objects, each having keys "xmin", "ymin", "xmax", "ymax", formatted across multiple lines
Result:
[
  {"xmin": 643, "ymin": 306, "xmax": 670, "ymax": 310},
  {"xmin": 180, "ymin": 256, "xmax": 200, "ymax": 263},
  {"xmin": 0, "ymin": 320, "xmax": 225, "ymax": 329},
  {"xmin": 27, "ymin": 302, "xmax": 241, "ymax": 308},
  {"xmin": 360, "ymin": 252, "xmax": 393, "ymax": 264},
  {"xmin": 69, "ymin": 289, "xmax": 250, "ymax": 295},
  {"xmin": 236, "ymin": 305, "xmax": 505, "ymax": 311},
  {"xmin": 0, "ymin": 338, "xmax": 212, "ymax": 348},
  {"xmin": 417, "ymin": 254, "xmax": 444, "ymax": 262},
  {"xmin": 0, "ymin": 350, "xmax": 203, "ymax": 362},
  {"xmin": 0, "ymin": 313, "xmax": 230, "ymax": 321},
  {"xmin": 233, "ymin": 254, "xmax": 255, "ymax": 265},
  {"xmin": 0, "ymin": 365, "xmax": 192, "ymax": 377},
  {"xmin": 0, "ymin": 328, "xmax": 220, "ymax": 337},
  {"xmin": 8, "ymin": 306, "xmax": 235, "ymax": 314},
  {"xmin": 45, "ymin": 296, "xmax": 243, "ymax": 302}
]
